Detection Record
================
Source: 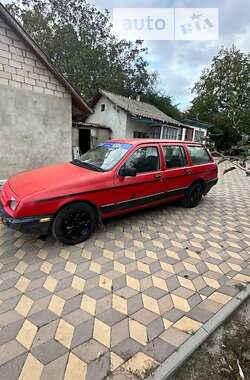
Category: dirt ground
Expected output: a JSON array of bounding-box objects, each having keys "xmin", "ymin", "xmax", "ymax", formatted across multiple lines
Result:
[{"xmin": 172, "ymin": 297, "xmax": 250, "ymax": 380}]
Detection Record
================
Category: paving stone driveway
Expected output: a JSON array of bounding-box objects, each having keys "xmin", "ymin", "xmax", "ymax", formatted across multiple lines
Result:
[{"xmin": 0, "ymin": 163, "xmax": 249, "ymax": 380}]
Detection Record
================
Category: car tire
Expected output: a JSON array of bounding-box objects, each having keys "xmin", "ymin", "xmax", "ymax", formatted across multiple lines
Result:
[
  {"xmin": 52, "ymin": 202, "xmax": 97, "ymax": 245},
  {"xmin": 182, "ymin": 182, "xmax": 203, "ymax": 208}
]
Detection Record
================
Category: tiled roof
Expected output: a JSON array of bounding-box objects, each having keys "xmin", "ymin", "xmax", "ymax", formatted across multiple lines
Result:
[{"xmin": 99, "ymin": 89, "xmax": 184, "ymax": 127}]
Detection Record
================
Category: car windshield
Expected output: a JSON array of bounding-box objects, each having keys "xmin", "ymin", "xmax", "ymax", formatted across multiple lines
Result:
[{"xmin": 74, "ymin": 142, "xmax": 132, "ymax": 171}]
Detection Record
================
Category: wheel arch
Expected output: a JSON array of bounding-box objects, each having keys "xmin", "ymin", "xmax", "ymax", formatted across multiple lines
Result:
[
  {"xmin": 190, "ymin": 178, "xmax": 205, "ymax": 193},
  {"xmin": 52, "ymin": 199, "xmax": 100, "ymax": 224}
]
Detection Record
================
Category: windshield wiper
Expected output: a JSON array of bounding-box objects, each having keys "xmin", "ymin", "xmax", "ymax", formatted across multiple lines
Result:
[{"xmin": 71, "ymin": 159, "xmax": 105, "ymax": 172}]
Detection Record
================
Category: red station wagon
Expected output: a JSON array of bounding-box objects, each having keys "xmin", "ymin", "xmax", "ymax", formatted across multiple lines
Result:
[{"xmin": 0, "ymin": 139, "xmax": 218, "ymax": 245}]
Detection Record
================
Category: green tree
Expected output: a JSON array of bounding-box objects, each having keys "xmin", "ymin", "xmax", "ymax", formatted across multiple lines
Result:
[
  {"xmin": 142, "ymin": 90, "xmax": 182, "ymax": 120},
  {"xmin": 209, "ymin": 116, "xmax": 241, "ymax": 150},
  {"xmin": 7, "ymin": 0, "xmax": 157, "ymax": 99},
  {"xmin": 188, "ymin": 46, "xmax": 250, "ymax": 147}
]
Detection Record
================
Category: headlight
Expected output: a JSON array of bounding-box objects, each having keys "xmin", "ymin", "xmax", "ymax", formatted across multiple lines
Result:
[{"xmin": 9, "ymin": 197, "xmax": 17, "ymax": 211}]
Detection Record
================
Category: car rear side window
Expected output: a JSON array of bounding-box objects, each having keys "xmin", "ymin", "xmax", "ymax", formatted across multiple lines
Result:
[
  {"xmin": 124, "ymin": 146, "xmax": 160, "ymax": 173},
  {"xmin": 188, "ymin": 146, "xmax": 211, "ymax": 165},
  {"xmin": 163, "ymin": 145, "xmax": 188, "ymax": 168}
]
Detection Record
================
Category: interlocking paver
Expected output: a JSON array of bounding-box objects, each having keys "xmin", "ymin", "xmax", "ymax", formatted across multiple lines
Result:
[
  {"xmin": 31, "ymin": 339, "xmax": 67, "ymax": 365},
  {"xmin": 120, "ymin": 352, "xmax": 158, "ymax": 379},
  {"xmin": 0, "ymin": 309, "xmax": 22, "ymax": 327},
  {"xmin": 0, "ymin": 339, "xmax": 26, "ymax": 366},
  {"xmin": 73, "ymin": 338, "xmax": 108, "ymax": 363},
  {"xmin": 0, "ymin": 353, "xmax": 28, "ymax": 380},
  {"xmin": 85, "ymin": 351, "xmax": 110, "ymax": 380},
  {"xmin": 32, "ymin": 320, "xmax": 59, "ymax": 348},
  {"xmin": 143, "ymin": 337, "xmax": 176, "ymax": 362},
  {"xmin": 113, "ymin": 337, "xmax": 144, "ymax": 361},
  {"xmin": 111, "ymin": 318, "xmax": 129, "ymax": 347},
  {"xmin": 71, "ymin": 318, "xmax": 94, "ymax": 349},
  {"xmin": 16, "ymin": 319, "xmax": 37, "ymax": 349},
  {"xmin": 160, "ymin": 326, "xmax": 189, "ymax": 346},
  {"xmin": 0, "ymin": 163, "xmax": 250, "ymax": 378},
  {"xmin": 64, "ymin": 353, "xmax": 87, "ymax": 380},
  {"xmin": 0, "ymin": 319, "xmax": 24, "ymax": 346},
  {"xmin": 40, "ymin": 353, "xmax": 68, "ymax": 380},
  {"xmin": 28, "ymin": 309, "xmax": 57, "ymax": 328}
]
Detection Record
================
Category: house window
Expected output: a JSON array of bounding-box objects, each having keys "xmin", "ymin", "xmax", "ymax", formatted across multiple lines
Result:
[
  {"xmin": 134, "ymin": 131, "xmax": 148, "ymax": 138},
  {"xmin": 162, "ymin": 126, "xmax": 179, "ymax": 140},
  {"xmin": 149, "ymin": 128, "xmax": 161, "ymax": 138},
  {"xmin": 134, "ymin": 128, "xmax": 161, "ymax": 139},
  {"xmin": 194, "ymin": 130, "xmax": 205, "ymax": 142},
  {"xmin": 101, "ymin": 104, "xmax": 105, "ymax": 112}
]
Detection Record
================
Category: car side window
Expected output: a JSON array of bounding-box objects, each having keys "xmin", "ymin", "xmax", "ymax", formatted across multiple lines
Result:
[
  {"xmin": 124, "ymin": 146, "xmax": 160, "ymax": 173},
  {"xmin": 188, "ymin": 146, "xmax": 211, "ymax": 165},
  {"xmin": 163, "ymin": 145, "xmax": 188, "ymax": 169}
]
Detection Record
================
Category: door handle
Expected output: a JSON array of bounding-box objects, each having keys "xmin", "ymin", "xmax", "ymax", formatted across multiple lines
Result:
[
  {"xmin": 186, "ymin": 168, "xmax": 192, "ymax": 175},
  {"xmin": 154, "ymin": 174, "xmax": 162, "ymax": 179}
]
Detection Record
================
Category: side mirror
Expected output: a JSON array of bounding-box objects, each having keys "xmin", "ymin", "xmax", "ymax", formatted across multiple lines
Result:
[{"xmin": 119, "ymin": 166, "xmax": 137, "ymax": 177}]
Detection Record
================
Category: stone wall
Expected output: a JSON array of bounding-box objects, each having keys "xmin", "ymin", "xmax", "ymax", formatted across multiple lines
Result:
[
  {"xmin": 0, "ymin": 17, "xmax": 69, "ymax": 98},
  {"xmin": 0, "ymin": 14, "xmax": 73, "ymax": 178}
]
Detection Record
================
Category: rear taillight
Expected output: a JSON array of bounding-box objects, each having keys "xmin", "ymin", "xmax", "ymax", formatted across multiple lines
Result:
[{"xmin": 215, "ymin": 164, "xmax": 218, "ymax": 177}]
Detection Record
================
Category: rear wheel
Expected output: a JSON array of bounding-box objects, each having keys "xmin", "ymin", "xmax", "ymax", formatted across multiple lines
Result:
[
  {"xmin": 52, "ymin": 202, "xmax": 97, "ymax": 245},
  {"xmin": 182, "ymin": 182, "xmax": 203, "ymax": 208}
]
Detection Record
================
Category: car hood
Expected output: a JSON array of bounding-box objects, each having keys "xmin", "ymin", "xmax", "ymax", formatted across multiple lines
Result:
[{"xmin": 8, "ymin": 162, "xmax": 99, "ymax": 198}]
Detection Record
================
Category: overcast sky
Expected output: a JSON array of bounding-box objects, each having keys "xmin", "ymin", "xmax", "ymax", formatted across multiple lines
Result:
[
  {"xmin": 2, "ymin": 0, "xmax": 250, "ymax": 110},
  {"xmin": 92, "ymin": 0, "xmax": 250, "ymax": 110}
]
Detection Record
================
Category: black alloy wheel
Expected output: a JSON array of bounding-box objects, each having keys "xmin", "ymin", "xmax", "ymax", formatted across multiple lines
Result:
[
  {"xmin": 52, "ymin": 202, "xmax": 97, "ymax": 245},
  {"xmin": 182, "ymin": 182, "xmax": 203, "ymax": 208}
]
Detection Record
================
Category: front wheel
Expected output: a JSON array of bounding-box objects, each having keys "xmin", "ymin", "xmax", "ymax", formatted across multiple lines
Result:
[
  {"xmin": 182, "ymin": 182, "xmax": 203, "ymax": 208},
  {"xmin": 52, "ymin": 202, "xmax": 97, "ymax": 245}
]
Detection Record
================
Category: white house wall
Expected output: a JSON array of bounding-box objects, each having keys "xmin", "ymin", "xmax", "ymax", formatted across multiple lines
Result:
[
  {"xmin": 125, "ymin": 117, "xmax": 160, "ymax": 138},
  {"xmin": 86, "ymin": 96, "xmax": 127, "ymax": 139}
]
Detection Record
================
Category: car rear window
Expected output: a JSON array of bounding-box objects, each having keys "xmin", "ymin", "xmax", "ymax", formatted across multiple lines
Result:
[{"xmin": 188, "ymin": 146, "xmax": 211, "ymax": 165}]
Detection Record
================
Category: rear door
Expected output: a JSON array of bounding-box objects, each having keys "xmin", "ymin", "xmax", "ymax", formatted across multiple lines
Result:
[
  {"xmin": 185, "ymin": 145, "xmax": 217, "ymax": 183},
  {"xmin": 113, "ymin": 144, "xmax": 164, "ymax": 210},
  {"xmin": 161, "ymin": 144, "xmax": 192, "ymax": 196}
]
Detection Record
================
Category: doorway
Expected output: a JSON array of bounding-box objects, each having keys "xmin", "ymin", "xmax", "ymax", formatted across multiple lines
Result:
[{"xmin": 79, "ymin": 129, "xmax": 91, "ymax": 154}]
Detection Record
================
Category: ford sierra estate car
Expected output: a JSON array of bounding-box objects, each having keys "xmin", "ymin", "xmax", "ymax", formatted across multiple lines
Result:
[{"xmin": 0, "ymin": 139, "xmax": 218, "ymax": 245}]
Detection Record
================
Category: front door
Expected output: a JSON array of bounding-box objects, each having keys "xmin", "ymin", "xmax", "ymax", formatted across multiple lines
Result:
[{"xmin": 114, "ymin": 145, "xmax": 164, "ymax": 210}]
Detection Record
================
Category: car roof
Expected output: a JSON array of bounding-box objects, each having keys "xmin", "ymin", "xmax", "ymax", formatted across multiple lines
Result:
[{"xmin": 109, "ymin": 139, "xmax": 201, "ymax": 146}]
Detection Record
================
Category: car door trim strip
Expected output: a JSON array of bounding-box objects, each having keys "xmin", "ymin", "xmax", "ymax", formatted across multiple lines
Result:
[{"xmin": 100, "ymin": 187, "xmax": 188, "ymax": 213}]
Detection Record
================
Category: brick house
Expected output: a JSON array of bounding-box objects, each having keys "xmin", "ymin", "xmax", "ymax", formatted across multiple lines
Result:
[{"xmin": 0, "ymin": 4, "xmax": 92, "ymax": 178}]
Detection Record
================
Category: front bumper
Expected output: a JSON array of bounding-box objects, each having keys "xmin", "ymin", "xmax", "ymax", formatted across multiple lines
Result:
[{"xmin": 0, "ymin": 201, "xmax": 52, "ymax": 235}]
